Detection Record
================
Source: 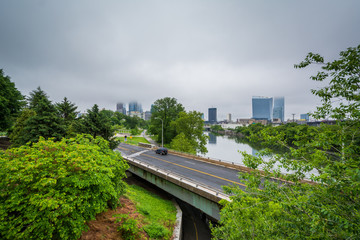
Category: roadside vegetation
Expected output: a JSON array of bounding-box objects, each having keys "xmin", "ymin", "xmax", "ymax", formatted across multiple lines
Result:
[
  {"xmin": 211, "ymin": 45, "xmax": 360, "ymax": 239},
  {"xmin": 0, "ymin": 135, "xmax": 128, "ymax": 240},
  {"xmin": 119, "ymin": 136, "xmax": 150, "ymax": 145},
  {"xmin": 148, "ymin": 97, "xmax": 208, "ymax": 154},
  {"xmin": 119, "ymin": 184, "xmax": 177, "ymax": 240}
]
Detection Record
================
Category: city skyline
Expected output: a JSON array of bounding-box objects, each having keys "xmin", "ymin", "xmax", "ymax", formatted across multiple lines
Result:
[{"xmin": 1, "ymin": 1, "xmax": 359, "ymax": 121}]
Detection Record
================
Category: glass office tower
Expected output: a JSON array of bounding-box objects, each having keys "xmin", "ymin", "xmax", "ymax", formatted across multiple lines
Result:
[
  {"xmin": 273, "ymin": 96, "xmax": 285, "ymax": 122},
  {"xmin": 208, "ymin": 108, "xmax": 217, "ymax": 124},
  {"xmin": 252, "ymin": 96, "xmax": 273, "ymax": 121}
]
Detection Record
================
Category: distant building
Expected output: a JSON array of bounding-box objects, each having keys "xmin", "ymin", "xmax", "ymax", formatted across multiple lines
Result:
[
  {"xmin": 300, "ymin": 113, "xmax": 310, "ymax": 121},
  {"xmin": 129, "ymin": 101, "xmax": 143, "ymax": 116},
  {"xmin": 273, "ymin": 96, "xmax": 285, "ymax": 122},
  {"xmin": 116, "ymin": 103, "xmax": 127, "ymax": 115},
  {"xmin": 252, "ymin": 96, "xmax": 273, "ymax": 121},
  {"xmin": 208, "ymin": 108, "xmax": 217, "ymax": 124},
  {"xmin": 237, "ymin": 118, "xmax": 270, "ymax": 126},
  {"xmin": 143, "ymin": 111, "xmax": 152, "ymax": 121},
  {"xmin": 227, "ymin": 113, "xmax": 232, "ymax": 123}
]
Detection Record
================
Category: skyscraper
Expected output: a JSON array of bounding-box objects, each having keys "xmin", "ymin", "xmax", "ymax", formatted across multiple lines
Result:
[
  {"xmin": 116, "ymin": 103, "xmax": 127, "ymax": 115},
  {"xmin": 252, "ymin": 96, "xmax": 273, "ymax": 121},
  {"xmin": 208, "ymin": 108, "xmax": 217, "ymax": 124},
  {"xmin": 128, "ymin": 101, "xmax": 143, "ymax": 117},
  {"xmin": 273, "ymin": 96, "xmax": 285, "ymax": 122}
]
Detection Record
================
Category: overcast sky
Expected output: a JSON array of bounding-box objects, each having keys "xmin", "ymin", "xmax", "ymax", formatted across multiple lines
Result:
[{"xmin": 1, "ymin": 0, "xmax": 359, "ymax": 121}]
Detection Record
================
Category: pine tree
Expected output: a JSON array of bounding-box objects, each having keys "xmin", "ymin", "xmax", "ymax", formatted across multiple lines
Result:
[{"xmin": 14, "ymin": 87, "xmax": 65, "ymax": 145}]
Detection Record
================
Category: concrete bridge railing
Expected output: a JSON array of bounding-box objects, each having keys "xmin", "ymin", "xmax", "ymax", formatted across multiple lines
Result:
[{"xmin": 123, "ymin": 155, "xmax": 230, "ymax": 221}]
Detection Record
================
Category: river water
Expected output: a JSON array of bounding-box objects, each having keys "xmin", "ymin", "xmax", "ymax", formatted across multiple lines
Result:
[
  {"xmin": 201, "ymin": 132, "xmax": 318, "ymax": 179},
  {"xmin": 201, "ymin": 132, "xmax": 260, "ymax": 165}
]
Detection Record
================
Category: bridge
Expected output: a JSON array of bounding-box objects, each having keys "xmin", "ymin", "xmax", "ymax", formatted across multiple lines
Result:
[{"xmin": 116, "ymin": 143, "xmax": 252, "ymax": 221}]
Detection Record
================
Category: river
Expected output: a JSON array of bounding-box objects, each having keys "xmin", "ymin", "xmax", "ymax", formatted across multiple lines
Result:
[
  {"xmin": 201, "ymin": 132, "xmax": 261, "ymax": 165},
  {"xmin": 201, "ymin": 132, "xmax": 318, "ymax": 179}
]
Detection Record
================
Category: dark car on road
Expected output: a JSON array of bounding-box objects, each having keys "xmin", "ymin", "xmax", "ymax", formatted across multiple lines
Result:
[{"xmin": 155, "ymin": 147, "xmax": 168, "ymax": 155}]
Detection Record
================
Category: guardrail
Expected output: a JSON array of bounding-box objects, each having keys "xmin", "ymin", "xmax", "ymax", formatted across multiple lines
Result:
[{"xmin": 123, "ymin": 155, "xmax": 231, "ymax": 202}]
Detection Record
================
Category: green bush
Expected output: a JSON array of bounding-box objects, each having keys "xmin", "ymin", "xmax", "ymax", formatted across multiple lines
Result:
[
  {"xmin": 0, "ymin": 134, "xmax": 129, "ymax": 240},
  {"xmin": 144, "ymin": 222, "xmax": 170, "ymax": 239},
  {"xmin": 115, "ymin": 214, "xmax": 139, "ymax": 240}
]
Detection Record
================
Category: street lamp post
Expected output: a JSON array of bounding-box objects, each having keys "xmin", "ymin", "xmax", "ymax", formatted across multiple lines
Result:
[{"xmin": 155, "ymin": 117, "xmax": 164, "ymax": 147}]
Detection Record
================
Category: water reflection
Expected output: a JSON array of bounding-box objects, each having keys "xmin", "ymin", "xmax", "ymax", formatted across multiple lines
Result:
[
  {"xmin": 203, "ymin": 132, "xmax": 254, "ymax": 165},
  {"xmin": 208, "ymin": 132, "xmax": 217, "ymax": 144},
  {"xmin": 204, "ymin": 132, "xmax": 318, "ymax": 179}
]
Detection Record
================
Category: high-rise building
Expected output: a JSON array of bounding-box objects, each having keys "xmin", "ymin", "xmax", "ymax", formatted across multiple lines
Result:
[
  {"xmin": 116, "ymin": 103, "xmax": 127, "ymax": 115},
  {"xmin": 208, "ymin": 108, "xmax": 217, "ymax": 124},
  {"xmin": 128, "ymin": 101, "xmax": 143, "ymax": 117},
  {"xmin": 252, "ymin": 96, "xmax": 273, "ymax": 121},
  {"xmin": 273, "ymin": 96, "xmax": 285, "ymax": 122}
]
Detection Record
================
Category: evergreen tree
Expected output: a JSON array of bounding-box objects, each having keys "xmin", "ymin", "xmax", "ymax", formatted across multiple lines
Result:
[
  {"xmin": 55, "ymin": 97, "xmax": 78, "ymax": 124},
  {"xmin": 77, "ymin": 104, "xmax": 118, "ymax": 149},
  {"xmin": 12, "ymin": 87, "xmax": 65, "ymax": 146},
  {"xmin": 0, "ymin": 69, "xmax": 25, "ymax": 131}
]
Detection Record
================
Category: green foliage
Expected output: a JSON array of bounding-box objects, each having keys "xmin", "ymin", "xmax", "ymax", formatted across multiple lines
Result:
[
  {"xmin": 121, "ymin": 136, "xmax": 150, "ymax": 146},
  {"xmin": 295, "ymin": 44, "xmax": 360, "ymax": 120},
  {"xmin": 210, "ymin": 124, "xmax": 225, "ymax": 132},
  {"xmin": 212, "ymin": 45, "xmax": 360, "ymax": 239},
  {"xmin": 76, "ymin": 104, "xmax": 119, "ymax": 149},
  {"xmin": 144, "ymin": 222, "xmax": 170, "ymax": 239},
  {"xmin": 0, "ymin": 69, "xmax": 25, "ymax": 131},
  {"xmin": 130, "ymin": 126, "xmax": 141, "ymax": 136},
  {"xmin": 170, "ymin": 132, "xmax": 196, "ymax": 154},
  {"xmin": 9, "ymin": 87, "xmax": 65, "ymax": 147},
  {"xmin": 0, "ymin": 134, "xmax": 128, "ymax": 240},
  {"xmin": 8, "ymin": 109, "xmax": 36, "ymax": 147},
  {"xmin": 126, "ymin": 184, "xmax": 176, "ymax": 240},
  {"xmin": 115, "ymin": 214, "xmax": 140, "ymax": 240},
  {"xmin": 55, "ymin": 97, "xmax": 78, "ymax": 127},
  {"xmin": 171, "ymin": 111, "xmax": 208, "ymax": 154},
  {"xmin": 149, "ymin": 97, "xmax": 185, "ymax": 144}
]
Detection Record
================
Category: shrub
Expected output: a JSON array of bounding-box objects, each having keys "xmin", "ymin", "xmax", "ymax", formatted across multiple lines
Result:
[
  {"xmin": 144, "ymin": 222, "xmax": 170, "ymax": 239},
  {"xmin": 115, "ymin": 214, "xmax": 139, "ymax": 240},
  {"xmin": 0, "ymin": 134, "xmax": 128, "ymax": 240}
]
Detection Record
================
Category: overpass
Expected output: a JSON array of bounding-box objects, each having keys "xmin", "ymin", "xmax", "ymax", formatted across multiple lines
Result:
[{"xmin": 116, "ymin": 143, "xmax": 252, "ymax": 221}]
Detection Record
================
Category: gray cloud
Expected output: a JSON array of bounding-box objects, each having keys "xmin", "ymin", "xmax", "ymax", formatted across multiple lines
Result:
[{"xmin": 1, "ymin": 0, "xmax": 359, "ymax": 121}]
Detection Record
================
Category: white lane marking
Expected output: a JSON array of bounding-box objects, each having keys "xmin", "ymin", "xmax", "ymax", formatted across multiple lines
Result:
[
  {"xmin": 128, "ymin": 149, "xmax": 149, "ymax": 158},
  {"xmin": 185, "ymin": 161, "xmax": 196, "ymax": 165}
]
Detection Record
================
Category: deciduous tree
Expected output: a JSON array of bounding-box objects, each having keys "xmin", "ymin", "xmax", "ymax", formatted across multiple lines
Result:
[
  {"xmin": 149, "ymin": 97, "xmax": 184, "ymax": 144},
  {"xmin": 171, "ymin": 111, "xmax": 208, "ymax": 154},
  {"xmin": 211, "ymin": 45, "xmax": 360, "ymax": 239},
  {"xmin": 0, "ymin": 134, "xmax": 128, "ymax": 240}
]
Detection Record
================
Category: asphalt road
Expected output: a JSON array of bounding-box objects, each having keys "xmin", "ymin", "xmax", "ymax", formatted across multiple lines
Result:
[{"xmin": 116, "ymin": 143, "xmax": 246, "ymax": 193}]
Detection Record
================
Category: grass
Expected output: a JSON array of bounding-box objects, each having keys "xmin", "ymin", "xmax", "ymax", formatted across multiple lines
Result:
[
  {"xmin": 117, "ymin": 136, "xmax": 150, "ymax": 146},
  {"xmin": 125, "ymin": 184, "xmax": 177, "ymax": 239}
]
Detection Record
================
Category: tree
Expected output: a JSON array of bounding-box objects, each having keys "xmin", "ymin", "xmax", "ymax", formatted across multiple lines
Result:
[
  {"xmin": 55, "ymin": 97, "xmax": 78, "ymax": 125},
  {"xmin": 8, "ymin": 109, "xmax": 35, "ymax": 147},
  {"xmin": 0, "ymin": 134, "xmax": 128, "ymax": 240},
  {"xmin": 170, "ymin": 111, "xmax": 208, "ymax": 154},
  {"xmin": 10, "ymin": 87, "xmax": 65, "ymax": 146},
  {"xmin": 149, "ymin": 97, "xmax": 184, "ymax": 144},
  {"xmin": 211, "ymin": 45, "xmax": 360, "ymax": 239},
  {"xmin": 76, "ymin": 104, "xmax": 118, "ymax": 149},
  {"xmin": 0, "ymin": 69, "xmax": 25, "ymax": 131}
]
